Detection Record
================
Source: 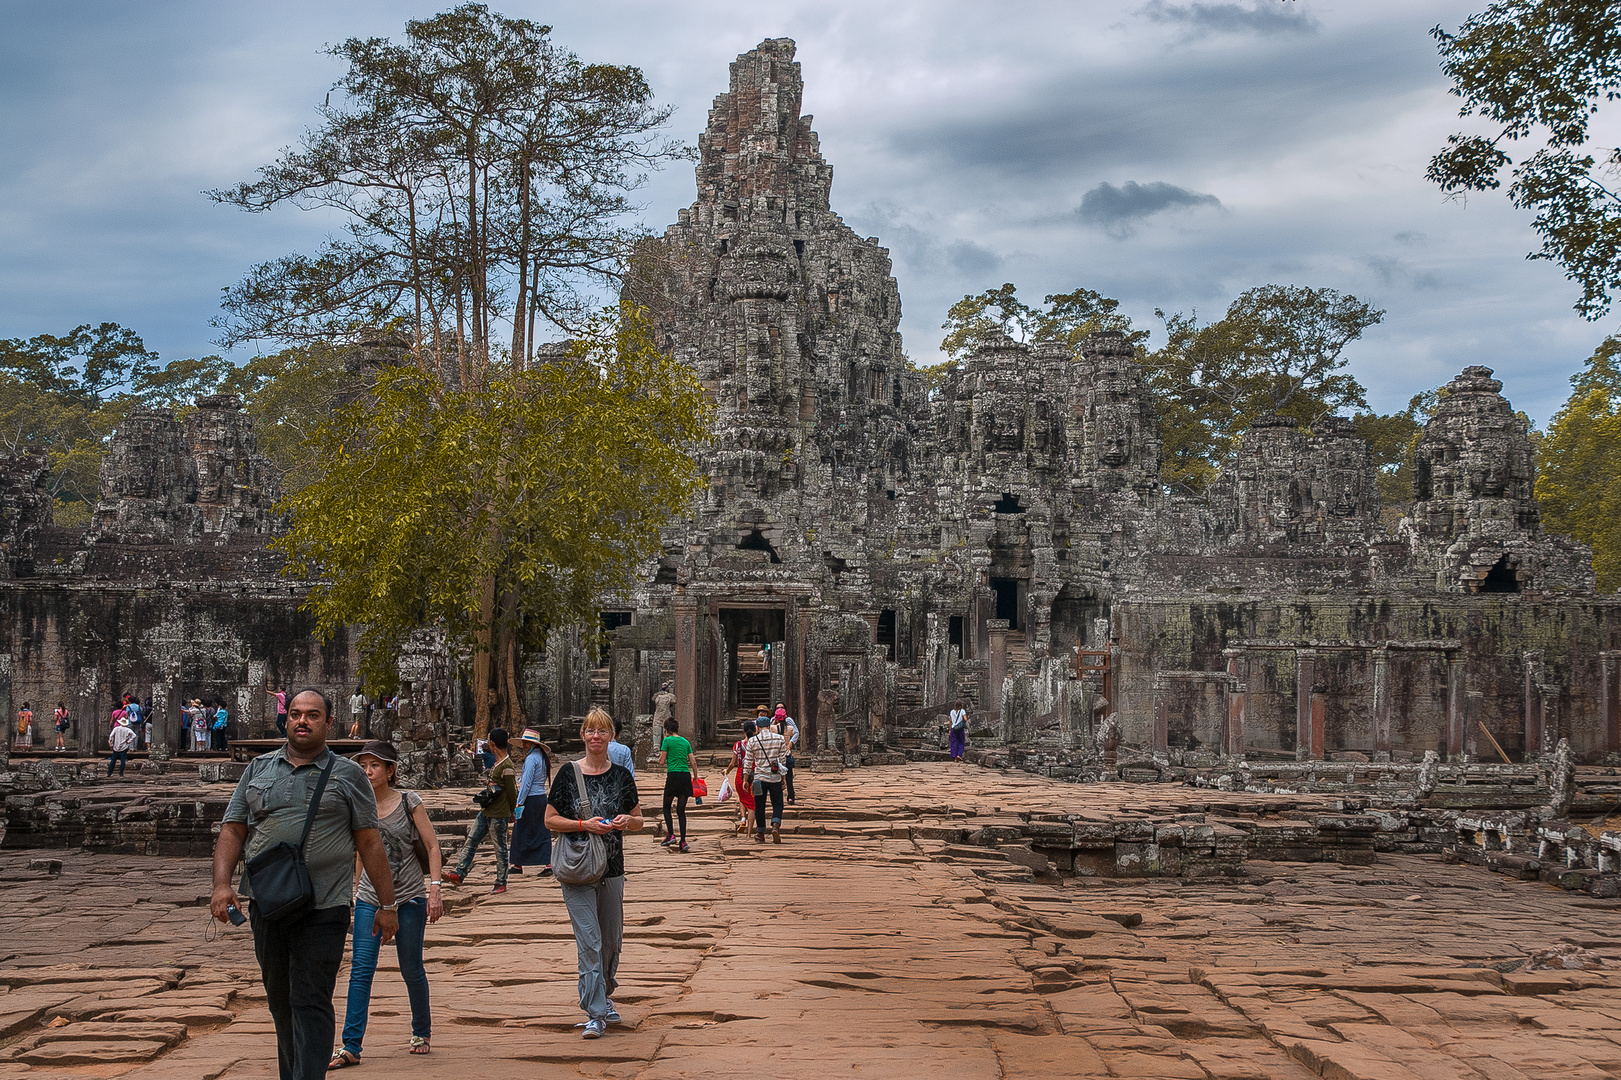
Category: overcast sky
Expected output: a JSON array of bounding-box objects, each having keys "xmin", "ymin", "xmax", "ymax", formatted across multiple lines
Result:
[{"xmin": 0, "ymin": 0, "xmax": 1608, "ymax": 422}]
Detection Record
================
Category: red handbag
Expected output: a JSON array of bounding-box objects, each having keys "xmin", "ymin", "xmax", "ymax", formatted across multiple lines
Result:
[{"xmin": 691, "ymin": 775, "xmax": 709, "ymax": 797}]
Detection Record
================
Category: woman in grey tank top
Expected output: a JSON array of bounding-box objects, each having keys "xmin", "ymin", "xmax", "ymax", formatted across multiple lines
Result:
[{"xmin": 330, "ymin": 741, "xmax": 443, "ymax": 1068}]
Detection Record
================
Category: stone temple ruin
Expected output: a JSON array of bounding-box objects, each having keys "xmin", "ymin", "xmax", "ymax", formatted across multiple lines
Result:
[{"xmin": 0, "ymin": 37, "xmax": 1617, "ymax": 804}]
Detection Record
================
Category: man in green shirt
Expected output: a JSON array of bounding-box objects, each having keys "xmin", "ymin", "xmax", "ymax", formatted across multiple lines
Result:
[
  {"xmin": 443, "ymin": 727, "xmax": 518, "ymax": 893},
  {"xmin": 212, "ymin": 689, "xmax": 396, "ymax": 1080}
]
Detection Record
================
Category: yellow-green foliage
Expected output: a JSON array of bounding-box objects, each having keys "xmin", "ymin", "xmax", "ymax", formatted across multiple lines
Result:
[
  {"xmin": 274, "ymin": 306, "xmax": 713, "ymax": 689},
  {"xmin": 1537, "ymin": 387, "xmax": 1621, "ymax": 593}
]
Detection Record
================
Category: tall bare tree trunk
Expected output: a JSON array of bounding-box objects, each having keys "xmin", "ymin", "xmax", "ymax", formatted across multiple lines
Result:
[{"xmin": 472, "ymin": 574, "xmax": 496, "ymax": 738}]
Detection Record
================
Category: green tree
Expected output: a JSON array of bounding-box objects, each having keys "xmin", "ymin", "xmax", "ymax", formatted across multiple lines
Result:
[
  {"xmin": 1352, "ymin": 392, "xmax": 1437, "ymax": 523},
  {"xmin": 1145, "ymin": 285, "xmax": 1384, "ymax": 492},
  {"xmin": 1537, "ymin": 336, "xmax": 1621, "ymax": 591},
  {"xmin": 219, "ymin": 346, "xmax": 358, "ymax": 493},
  {"xmin": 274, "ymin": 305, "xmax": 711, "ymax": 715},
  {"xmin": 1428, "ymin": 1, "xmax": 1621, "ymax": 318},
  {"xmin": 0, "ymin": 325, "xmax": 236, "ymax": 522},
  {"xmin": 210, "ymin": 2, "xmax": 683, "ymax": 383},
  {"xmin": 939, "ymin": 283, "xmax": 1142, "ymax": 362}
]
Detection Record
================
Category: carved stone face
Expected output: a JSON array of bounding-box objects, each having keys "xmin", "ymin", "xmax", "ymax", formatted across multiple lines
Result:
[{"xmin": 1092, "ymin": 402, "xmax": 1134, "ymax": 468}]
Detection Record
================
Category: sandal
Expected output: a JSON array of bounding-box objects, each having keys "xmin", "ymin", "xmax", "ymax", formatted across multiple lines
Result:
[
  {"xmin": 328, "ymin": 1050, "xmax": 361, "ymax": 1070},
  {"xmin": 409, "ymin": 1036, "xmax": 430, "ymax": 1055}
]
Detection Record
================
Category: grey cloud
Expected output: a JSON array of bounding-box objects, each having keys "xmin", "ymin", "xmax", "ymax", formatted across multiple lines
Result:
[
  {"xmin": 882, "ymin": 21, "xmax": 1438, "ymax": 187},
  {"xmin": 1140, "ymin": 0, "xmax": 1319, "ymax": 37},
  {"xmin": 1077, "ymin": 181, "xmax": 1220, "ymax": 239},
  {"xmin": 1363, "ymin": 255, "xmax": 1442, "ymax": 291},
  {"xmin": 849, "ymin": 201, "xmax": 1001, "ymax": 282},
  {"xmin": 947, "ymin": 240, "xmax": 1001, "ymax": 275}
]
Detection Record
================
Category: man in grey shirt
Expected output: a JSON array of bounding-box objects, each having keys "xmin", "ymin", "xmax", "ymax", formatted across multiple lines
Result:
[{"xmin": 212, "ymin": 689, "xmax": 396, "ymax": 1080}]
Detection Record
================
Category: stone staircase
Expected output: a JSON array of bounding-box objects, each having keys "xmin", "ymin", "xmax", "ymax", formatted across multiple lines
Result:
[{"xmin": 1005, "ymin": 630, "xmax": 1032, "ymax": 674}]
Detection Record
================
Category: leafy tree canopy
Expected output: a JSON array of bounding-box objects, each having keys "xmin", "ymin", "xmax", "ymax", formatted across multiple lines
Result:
[
  {"xmin": 274, "ymin": 305, "xmax": 712, "ymax": 693},
  {"xmin": 1145, "ymin": 285, "xmax": 1384, "ymax": 492},
  {"xmin": 1428, "ymin": 0, "xmax": 1621, "ymax": 317},
  {"xmin": 0, "ymin": 324, "xmax": 238, "ymax": 522},
  {"xmin": 210, "ymin": 2, "xmax": 685, "ymax": 384},
  {"xmin": 1536, "ymin": 334, "xmax": 1621, "ymax": 591},
  {"xmin": 939, "ymin": 283, "xmax": 1143, "ymax": 362}
]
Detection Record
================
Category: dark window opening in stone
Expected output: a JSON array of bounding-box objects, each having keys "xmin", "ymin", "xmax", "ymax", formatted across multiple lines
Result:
[
  {"xmin": 1051, "ymin": 585, "xmax": 1108, "ymax": 654},
  {"xmin": 737, "ymin": 529, "xmax": 781, "ymax": 563},
  {"xmin": 992, "ymin": 492, "xmax": 1024, "ymax": 514},
  {"xmin": 885, "ymin": 489, "xmax": 896, "ymax": 500},
  {"xmin": 1481, "ymin": 555, "xmax": 1520, "ymax": 593},
  {"xmin": 599, "ymin": 611, "xmax": 632, "ymax": 633},
  {"xmin": 721, "ymin": 607, "xmax": 786, "ymax": 714},
  {"xmin": 892, "ymin": 381, "xmax": 902, "ymax": 408},
  {"xmin": 876, "ymin": 609, "xmax": 896, "ymax": 661},
  {"xmin": 948, "ymin": 615, "xmax": 965, "ymax": 649},
  {"xmin": 991, "ymin": 576, "xmax": 1022, "ymax": 630},
  {"xmin": 824, "ymin": 551, "xmax": 847, "ymax": 578},
  {"xmin": 654, "ymin": 561, "xmax": 678, "ymax": 585},
  {"xmin": 793, "ymin": 239, "xmax": 804, "ymax": 257}
]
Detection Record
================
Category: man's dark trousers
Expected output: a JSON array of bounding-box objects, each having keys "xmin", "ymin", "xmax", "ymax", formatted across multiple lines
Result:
[{"xmin": 250, "ymin": 903, "xmax": 351, "ymax": 1079}]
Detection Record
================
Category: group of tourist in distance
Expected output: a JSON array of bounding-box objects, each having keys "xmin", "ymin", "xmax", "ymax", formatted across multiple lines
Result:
[{"xmin": 209, "ymin": 685, "xmax": 802, "ymax": 1078}]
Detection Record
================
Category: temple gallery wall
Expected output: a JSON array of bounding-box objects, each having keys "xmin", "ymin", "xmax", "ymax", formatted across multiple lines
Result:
[{"xmin": 0, "ymin": 38, "xmax": 1616, "ymax": 773}]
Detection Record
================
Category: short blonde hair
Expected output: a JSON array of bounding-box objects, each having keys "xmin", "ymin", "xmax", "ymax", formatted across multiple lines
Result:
[{"xmin": 580, "ymin": 708, "xmax": 614, "ymax": 738}]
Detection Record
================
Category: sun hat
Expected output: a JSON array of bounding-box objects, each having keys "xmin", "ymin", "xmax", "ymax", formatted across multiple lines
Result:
[
  {"xmin": 353, "ymin": 739, "xmax": 398, "ymax": 765},
  {"xmin": 515, "ymin": 727, "xmax": 544, "ymax": 744}
]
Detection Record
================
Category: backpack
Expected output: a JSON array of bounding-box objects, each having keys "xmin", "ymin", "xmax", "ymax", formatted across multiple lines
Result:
[{"xmin": 212, "ymin": 710, "xmax": 228, "ymax": 731}]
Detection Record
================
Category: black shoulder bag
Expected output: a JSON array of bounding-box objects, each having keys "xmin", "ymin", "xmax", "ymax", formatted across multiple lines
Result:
[{"xmin": 244, "ymin": 755, "xmax": 336, "ymax": 923}]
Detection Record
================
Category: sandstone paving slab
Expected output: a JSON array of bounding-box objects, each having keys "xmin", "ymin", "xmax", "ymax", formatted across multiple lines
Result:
[{"xmin": 19, "ymin": 766, "xmax": 1621, "ymax": 1077}]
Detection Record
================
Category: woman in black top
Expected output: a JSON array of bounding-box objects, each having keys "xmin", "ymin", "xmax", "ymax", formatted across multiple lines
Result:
[{"xmin": 544, "ymin": 708, "xmax": 643, "ymax": 1040}]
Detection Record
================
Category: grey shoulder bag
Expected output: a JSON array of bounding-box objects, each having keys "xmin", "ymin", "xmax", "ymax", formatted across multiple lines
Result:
[
  {"xmin": 244, "ymin": 754, "xmax": 335, "ymax": 922},
  {"xmin": 553, "ymin": 760, "xmax": 608, "ymax": 885}
]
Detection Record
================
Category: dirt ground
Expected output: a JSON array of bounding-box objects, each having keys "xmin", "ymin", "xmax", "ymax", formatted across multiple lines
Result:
[{"xmin": 3, "ymin": 763, "xmax": 1621, "ymax": 1079}]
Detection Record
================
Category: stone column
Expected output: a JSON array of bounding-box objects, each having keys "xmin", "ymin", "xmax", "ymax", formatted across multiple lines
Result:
[
  {"xmin": 672, "ymin": 591, "xmax": 698, "ymax": 744},
  {"xmin": 1152, "ymin": 678, "xmax": 1169, "ymax": 753},
  {"xmin": 1223, "ymin": 648, "xmax": 1246, "ymax": 758},
  {"xmin": 1465, "ymin": 690, "xmax": 1484, "ymax": 761},
  {"xmin": 987, "ymin": 619, "xmax": 1009, "ymax": 735},
  {"xmin": 1447, "ymin": 657, "xmax": 1467, "ymax": 758},
  {"xmin": 610, "ymin": 647, "xmax": 637, "ymax": 743},
  {"xmin": 246, "ymin": 659, "xmax": 267, "ymax": 734},
  {"xmin": 1372, "ymin": 647, "xmax": 1391, "ymax": 758},
  {"xmin": 0, "ymin": 654, "xmax": 11, "ymax": 772},
  {"xmin": 1310, "ymin": 693, "xmax": 1326, "ymax": 760},
  {"xmin": 1538, "ymin": 683, "xmax": 1560, "ymax": 757},
  {"xmin": 1601, "ymin": 652, "xmax": 1620, "ymax": 756},
  {"xmin": 796, "ymin": 603, "xmax": 813, "ymax": 748},
  {"xmin": 1294, "ymin": 649, "xmax": 1315, "ymax": 761},
  {"xmin": 1524, "ymin": 651, "xmax": 1545, "ymax": 759}
]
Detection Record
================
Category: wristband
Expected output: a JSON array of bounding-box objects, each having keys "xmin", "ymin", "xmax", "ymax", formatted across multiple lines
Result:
[{"xmin": 381, "ymin": 901, "xmax": 399, "ymax": 911}]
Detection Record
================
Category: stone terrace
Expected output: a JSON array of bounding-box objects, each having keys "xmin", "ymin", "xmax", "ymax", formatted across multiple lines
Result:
[{"xmin": 4, "ymin": 765, "xmax": 1621, "ymax": 1079}]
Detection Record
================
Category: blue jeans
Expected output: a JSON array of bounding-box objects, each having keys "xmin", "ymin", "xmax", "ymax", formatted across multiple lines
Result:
[
  {"xmin": 341, "ymin": 898, "xmax": 430, "ymax": 1054},
  {"xmin": 107, "ymin": 750, "xmax": 129, "ymax": 776},
  {"xmin": 454, "ymin": 812, "xmax": 509, "ymax": 886}
]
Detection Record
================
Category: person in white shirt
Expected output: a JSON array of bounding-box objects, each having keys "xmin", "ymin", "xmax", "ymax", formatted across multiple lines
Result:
[
  {"xmin": 107, "ymin": 719, "xmax": 137, "ymax": 778},
  {"xmin": 742, "ymin": 721, "xmax": 789, "ymax": 844},
  {"xmin": 948, "ymin": 699, "xmax": 968, "ymax": 761}
]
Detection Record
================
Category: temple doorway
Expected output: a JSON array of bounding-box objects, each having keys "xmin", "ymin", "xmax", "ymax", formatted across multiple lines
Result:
[{"xmin": 716, "ymin": 606, "xmax": 786, "ymax": 745}]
